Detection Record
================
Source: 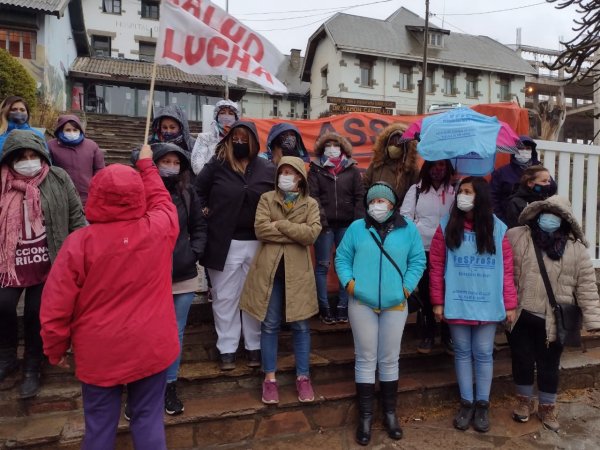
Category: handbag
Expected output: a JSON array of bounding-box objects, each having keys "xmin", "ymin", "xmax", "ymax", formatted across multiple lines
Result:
[
  {"xmin": 368, "ymin": 231, "xmax": 423, "ymax": 313},
  {"xmin": 532, "ymin": 243, "xmax": 583, "ymax": 347}
]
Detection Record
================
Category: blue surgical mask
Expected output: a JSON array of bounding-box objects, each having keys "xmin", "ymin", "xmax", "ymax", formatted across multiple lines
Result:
[{"xmin": 538, "ymin": 213, "xmax": 562, "ymax": 233}]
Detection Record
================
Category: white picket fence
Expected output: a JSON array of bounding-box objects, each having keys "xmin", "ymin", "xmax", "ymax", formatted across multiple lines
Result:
[{"xmin": 536, "ymin": 139, "xmax": 600, "ymax": 267}]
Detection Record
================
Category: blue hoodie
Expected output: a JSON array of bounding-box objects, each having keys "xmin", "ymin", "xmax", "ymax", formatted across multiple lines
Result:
[
  {"xmin": 0, "ymin": 121, "xmax": 45, "ymax": 158},
  {"xmin": 262, "ymin": 122, "xmax": 309, "ymax": 162}
]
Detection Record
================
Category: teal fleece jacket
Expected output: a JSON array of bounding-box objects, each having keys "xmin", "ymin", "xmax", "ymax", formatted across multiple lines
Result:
[{"xmin": 335, "ymin": 214, "xmax": 426, "ymax": 310}]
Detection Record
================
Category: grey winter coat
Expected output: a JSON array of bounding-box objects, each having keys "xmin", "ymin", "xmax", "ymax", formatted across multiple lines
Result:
[{"xmin": 151, "ymin": 104, "xmax": 196, "ymax": 153}]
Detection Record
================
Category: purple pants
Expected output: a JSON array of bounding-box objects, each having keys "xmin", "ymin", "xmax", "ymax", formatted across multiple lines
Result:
[{"xmin": 81, "ymin": 369, "xmax": 167, "ymax": 450}]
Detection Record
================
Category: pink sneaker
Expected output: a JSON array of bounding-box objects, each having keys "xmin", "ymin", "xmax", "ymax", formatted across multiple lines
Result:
[
  {"xmin": 262, "ymin": 379, "xmax": 279, "ymax": 404},
  {"xmin": 296, "ymin": 376, "xmax": 315, "ymax": 402}
]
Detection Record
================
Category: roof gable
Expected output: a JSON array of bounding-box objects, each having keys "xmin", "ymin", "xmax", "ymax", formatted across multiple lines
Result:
[{"xmin": 0, "ymin": 0, "xmax": 70, "ymax": 16}]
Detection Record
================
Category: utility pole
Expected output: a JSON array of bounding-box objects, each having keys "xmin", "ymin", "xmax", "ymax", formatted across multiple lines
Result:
[
  {"xmin": 418, "ymin": 0, "xmax": 430, "ymax": 115},
  {"xmin": 224, "ymin": 0, "xmax": 230, "ymax": 99}
]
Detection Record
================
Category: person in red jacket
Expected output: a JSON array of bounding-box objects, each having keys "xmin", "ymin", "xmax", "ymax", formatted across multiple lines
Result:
[
  {"xmin": 40, "ymin": 144, "xmax": 179, "ymax": 450},
  {"xmin": 429, "ymin": 176, "xmax": 517, "ymax": 434}
]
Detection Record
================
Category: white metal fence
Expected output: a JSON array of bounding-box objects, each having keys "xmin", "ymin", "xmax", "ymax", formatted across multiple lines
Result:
[{"xmin": 536, "ymin": 139, "xmax": 600, "ymax": 267}]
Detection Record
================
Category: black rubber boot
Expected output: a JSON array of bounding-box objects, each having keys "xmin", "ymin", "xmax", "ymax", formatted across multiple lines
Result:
[
  {"xmin": 473, "ymin": 400, "xmax": 490, "ymax": 432},
  {"xmin": 453, "ymin": 399, "xmax": 474, "ymax": 431},
  {"xmin": 355, "ymin": 383, "xmax": 375, "ymax": 446},
  {"xmin": 380, "ymin": 380, "xmax": 403, "ymax": 440},
  {"xmin": 0, "ymin": 348, "xmax": 19, "ymax": 386},
  {"xmin": 19, "ymin": 357, "xmax": 42, "ymax": 399}
]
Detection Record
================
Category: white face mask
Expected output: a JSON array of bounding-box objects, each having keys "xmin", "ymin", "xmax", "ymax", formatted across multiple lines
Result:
[
  {"xmin": 278, "ymin": 174, "xmax": 297, "ymax": 192},
  {"xmin": 368, "ymin": 202, "xmax": 392, "ymax": 223},
  {"xmin": 63, "ymin": 130, "xmax": 81, "ymax": 141},
  {"xmin": 13, "ymin": 158, "xmax": 42, "ymax": 177},
  {"xmin": 218, "ymin": 114, "xmax": 236, "ymax": 127},
  {"xmin": 324, "ymin": 146, "xmax": 341, "ymax": 159},
  {"xmin": 456, "ymin": 193, "xmax": 475, "ymax": 212},
  {"xmin": 514, "ymin": 149, "xmax": 532, "ymax": 164}
]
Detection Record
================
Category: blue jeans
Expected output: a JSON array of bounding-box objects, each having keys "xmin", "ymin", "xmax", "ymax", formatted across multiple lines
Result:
[
  {"xmin": 261, "ymin": 276, "xmax": 311, "ymax": 377},
  {"xmin": 449, "ymin": 323, "xmax": 497, "ymax": 402},
  {"xmin": 348, "ymin": 298, "xmax": 409, "ymax": 384},
  {"xmin": 314, "ymin": 227, "xmax": 349, "ymax": 309},
  {"xmin": 166, "ymin": 292, "xmax": 195, "ymax": 383}
]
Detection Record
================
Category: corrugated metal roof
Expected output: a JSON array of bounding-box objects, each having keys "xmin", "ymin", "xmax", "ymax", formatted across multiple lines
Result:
[
  {"xmin": 238, "ymin": 53, "xmax": 310, "ymax": 96},
  {"xmin": 69, "ymin": 57, "xmax": 243, "ymax": 90},
  {"xmin": 0, "ymin": 0, "xmax": 70, "ymax": 16},
  {"xmin": 318, "ymin": 7, "xmax": 536, "ymax": 76}
]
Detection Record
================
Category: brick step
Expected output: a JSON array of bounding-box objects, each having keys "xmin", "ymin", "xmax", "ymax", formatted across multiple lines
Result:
[{"xmin": 2, "ymin": 346, "xmax": 600, "ymax": 449}]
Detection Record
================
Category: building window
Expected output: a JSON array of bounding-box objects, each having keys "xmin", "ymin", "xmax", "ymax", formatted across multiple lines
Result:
[
  {"xmin": 102, "ymin": 0, "xmax": 121, "ymax": 14},
  {"xmin": 425, "ymin": 69, "xmax": 434, "ymax": 93},
  {"xmin": 443, "ymin": 70, "xmax": 456, "ymax": 95},
  {"xmin": 499, "ymin": 76, "xmax": 511, "ymax": 100},
  {"xmin": 428, "ymin": 32, "xmax": 443, "ymax": 47},
  {"xmin": 360, "ymin": 59, "xmax": 373, "ymax": 87},
  {"xmin": 302, "ymin": 101, "xmax": 309, "ymax": 119},
  {"xmin": 91, "ymin": 35, "xmax": 111, "ymax": 57},
  {"xmin": 399, "ymin": 65, "xmax": 412, "ymax": 91},
  {"xmin": 290, "ymin": 101, "xmax": 296, "ymax": 118},
  {"xmin": 321, "ymin": 67, "xmax": 328, "ymax": 95},
  {"xmin": 141, "ymin": 0, "xmax": 160, "ymax": 20},
  {"xmin": 272, "ymin": 98, "xmax": 279, "ymax": 117},
  {"xmin": 0, "ymin": 28, "xmax": 36, "ymax": 59},
  {"xmin": 466, "ymin": 73, "xmax": 478, "ymax": 98},
  {"xmin": 139, "ymin": 42, "xmax": 156, "ymax": 62}
]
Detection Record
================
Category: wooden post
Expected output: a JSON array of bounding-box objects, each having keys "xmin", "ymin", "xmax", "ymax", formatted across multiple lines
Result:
[{"xmin": 144, "ymin": 59, "xmax": 159, "ymax": 144}]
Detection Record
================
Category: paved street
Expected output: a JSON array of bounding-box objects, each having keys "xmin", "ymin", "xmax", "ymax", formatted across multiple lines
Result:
[{"xmin": 228, "ymin": 388, "xmax": 600, "ymax": 449}]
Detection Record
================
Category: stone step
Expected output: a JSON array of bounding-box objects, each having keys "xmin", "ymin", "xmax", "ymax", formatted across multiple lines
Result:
[{"xmin": 2, "ymin": 345, "xmax": 600, "ymax": 449}]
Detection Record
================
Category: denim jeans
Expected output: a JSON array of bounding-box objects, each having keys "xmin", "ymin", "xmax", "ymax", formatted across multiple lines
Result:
[
  {"xmin": 449, "ymin": 323, "xmax": 497, "ymax": 402},
  {"xmin": 348, "ymin": 297, "xmax": 409, "ymax": 384},
  {"xmin": 166, "ymin": 292, "xmax": 195, "ymax": 383},
  {"xmin": 261, "ymin": 275, "xmax": 311, "ymax": 377},
  {"xmin": 314, "ymin": 227, "xmax": 349, "ymax": 309}
]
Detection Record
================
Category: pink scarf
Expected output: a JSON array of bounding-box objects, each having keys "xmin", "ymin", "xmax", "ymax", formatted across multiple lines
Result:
[{"xmin": 0, "ymin": 162, "xmax": 50, "ymax": 286}]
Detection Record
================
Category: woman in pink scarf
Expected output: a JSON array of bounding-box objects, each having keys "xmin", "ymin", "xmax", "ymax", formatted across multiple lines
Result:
[{"xmin": 0, "ymin": 129, "xmax": 86, "ymax": 398}]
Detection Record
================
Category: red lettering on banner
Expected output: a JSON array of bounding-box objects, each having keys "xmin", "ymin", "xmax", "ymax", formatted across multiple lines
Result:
[
  {"xmin": 179, "ymin": 0, "xmax": 200, "ymax": 19},
  {"xmin": 184, "ymin": 36, "xmax": 207, "ymax": 64},
  {"xmin": 202, "ymin": 4, "xmax": 216, "ymax": 26},
  {"xmin": 228, "ymin": 45, "xmax": 251, "ymax": 72},
  {"xmin": 251, "ymin": 66, "xmax": 273, "ymax": 84},
  {"xmin": 242, "ymin": 34, "xmax": 264, "ymax": 64},
  {"xmin": 207, "ymin": 37, "xmax": 229, "ymax": 67},
  {"xmin": 163, "ymin": 29, "xmax": 184, "ymax": 63},
  {"xmin": 221, "ymin": 18, "xmax": 245, "ymax": 44}
]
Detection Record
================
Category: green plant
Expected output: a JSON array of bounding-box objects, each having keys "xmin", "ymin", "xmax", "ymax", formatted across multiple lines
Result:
[
  {"xmin": 29, "ymin": 95, "xmax": 61, "ymax": 135},
  {"xmin": 0, "ymin": 48, "xmax": 37, "ymax": 111}
]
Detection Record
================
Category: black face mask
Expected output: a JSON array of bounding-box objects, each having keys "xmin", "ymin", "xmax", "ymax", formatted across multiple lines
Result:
[
  {"xmin": 533, "ymin": 183, "xmax": 556, "ymax": 198},
  {"xmin": 233, "ymin": 143, "xmax": 250, "ymax": 159}
]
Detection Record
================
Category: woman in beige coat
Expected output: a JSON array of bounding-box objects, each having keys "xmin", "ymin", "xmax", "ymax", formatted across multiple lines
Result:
[
  {"xmin": 240, "ymin": 156, "xmax": 321, "ymax": 405},
  {"xmin": 506, "ymin": 195, "xmax": 600, "ymax": 432}
]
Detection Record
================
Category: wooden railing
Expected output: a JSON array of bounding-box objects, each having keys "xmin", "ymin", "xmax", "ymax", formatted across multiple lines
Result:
[{"xmin": 537, "ymin": 139, "xmax": 600, "ymax": 267}]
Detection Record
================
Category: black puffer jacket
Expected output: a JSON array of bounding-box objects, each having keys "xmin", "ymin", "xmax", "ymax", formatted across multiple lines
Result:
[
  {"xmin": 504, "ymin": 183, "xmax": 556, "ymax": 229},
  {"xmin": 308, "ymin": 132, "xmax": 364, "ymax": 229},
  {"xmin": 194, "ymin": 121, "xmax": 275, "ymax": 271},
  {"xmin": 152, "ymin": 142, "xmax": 207, "ymax": 282}
]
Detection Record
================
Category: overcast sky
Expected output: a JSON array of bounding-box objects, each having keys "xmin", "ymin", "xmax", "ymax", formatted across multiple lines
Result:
[{"xmin": 211, "ymin": 0, "xmax": 580, "ymax": 55}]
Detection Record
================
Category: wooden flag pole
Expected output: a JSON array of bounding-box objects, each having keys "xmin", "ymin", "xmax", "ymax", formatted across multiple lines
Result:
[{"xmin": 144, "ymin": 58, "xmax": 159, "ymax": 144}]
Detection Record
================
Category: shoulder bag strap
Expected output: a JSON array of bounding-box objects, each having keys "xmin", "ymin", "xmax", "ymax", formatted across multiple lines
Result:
[
  {"xmin": 369, "ymin": 230, "xmax": 405, "ymax": 285},
  {"xmin": 532, "ymin": 242, "xmax": 558, "ymax": 310},
  {"xmin": 413, "ymin": 185, "xmax": 420, "ymax": 221}
]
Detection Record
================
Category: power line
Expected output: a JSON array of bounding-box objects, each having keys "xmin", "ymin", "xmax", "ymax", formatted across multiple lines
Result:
[
  {"xmin": 234, "ymin": 0, "xmax": 394, "ymax": 17},
  {"xmin": 254, "ymin": 13, "xmax": 335, "ymax": 31},
  {"xmin": 433, "ymin": 1, "xmax": 546, "ymax": 17}
]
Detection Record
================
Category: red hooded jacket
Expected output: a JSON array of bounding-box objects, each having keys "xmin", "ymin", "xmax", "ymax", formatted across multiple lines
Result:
[{"xmin": 40, "ymin": 159, "xmax": 180, "ymax": 387}]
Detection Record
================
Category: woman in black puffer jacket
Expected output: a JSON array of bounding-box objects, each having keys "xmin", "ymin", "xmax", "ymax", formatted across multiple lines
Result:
[{"xmin": 504, "ymin": 166, "xmax": 556, "ymax": 229}]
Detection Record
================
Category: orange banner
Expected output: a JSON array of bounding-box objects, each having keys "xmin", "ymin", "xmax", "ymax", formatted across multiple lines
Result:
[{"xmin": 249, "ymin": 102, "xmax": 529, "ymax": 170}]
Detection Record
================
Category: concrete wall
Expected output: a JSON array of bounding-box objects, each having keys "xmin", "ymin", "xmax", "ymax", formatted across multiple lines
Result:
[
  {"xmin": 241, "ymin": 91, "xmax": 308, "ymax": 120},
  {"xmin": 82, "ymin": 0, "xmax": 159, "ymax": 59}
]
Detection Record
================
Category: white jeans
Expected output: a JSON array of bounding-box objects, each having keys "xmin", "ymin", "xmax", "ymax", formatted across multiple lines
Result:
[{"xmin": 208, "ymin": 240, "xmax": 261, "ymax": 354}]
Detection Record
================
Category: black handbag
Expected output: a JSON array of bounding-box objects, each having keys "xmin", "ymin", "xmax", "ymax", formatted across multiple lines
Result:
[
  {"xmin": 532, "ymin": 243, "xmax": 583, "ymax": 347},
  {"xmin": 368, "ymin": 231, "xmax": 423, "ymax": 313}
]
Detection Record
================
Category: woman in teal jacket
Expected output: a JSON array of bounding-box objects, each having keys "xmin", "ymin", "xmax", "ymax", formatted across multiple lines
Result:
[{"xmin": 335, "ymin": 182, "xmax": 426, "ymax": 446}]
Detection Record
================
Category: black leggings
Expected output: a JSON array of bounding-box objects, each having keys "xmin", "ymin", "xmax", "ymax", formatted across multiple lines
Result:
[
  {"xmin": 417, "ymin": 252, "xmax": 449, "ymax": 341},
  {"xmin": 508, "ymin": 310, "xmax": 563, "ymax": 394},
  {"xmin": 0, "ymin": 284, "xmax": 44, "ymax": 360}
]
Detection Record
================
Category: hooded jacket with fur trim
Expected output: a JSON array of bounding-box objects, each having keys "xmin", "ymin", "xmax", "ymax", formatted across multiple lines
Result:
[
  {"xmin": 506, "ymin": 195, "xmax": 600, "ymax": 341},
  {"xmin": 308, "ymin": 132, "xmax": 364, "ymax": 228}
]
